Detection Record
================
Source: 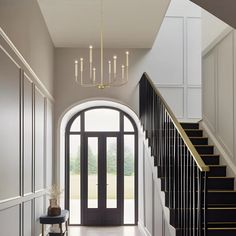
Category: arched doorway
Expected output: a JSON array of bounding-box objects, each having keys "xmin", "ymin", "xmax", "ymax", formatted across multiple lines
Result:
[{"xmin": 65, "ymin": 106, "xmax": 138, "ymax": 226}]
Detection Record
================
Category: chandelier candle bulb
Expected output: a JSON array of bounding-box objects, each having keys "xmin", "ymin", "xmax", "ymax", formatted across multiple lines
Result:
[
  {"xmin": 93, "ymin": 68, "xmax": 96, "ymax": 82},
  {"xmin": 126, "ymin": 51, "xmax": 129, "ymax": 67},
  {"xmin": 108, "ymin": 61, "xmax": 111, "ymax": 74},
  {"xmin": 74, "ymin": 60, "xmax": 78, "ymax": 78},
  {"xmin": 108, "ymin": 61, "xmax": 111, "ymax": 83},
  {"xmin": 122, "ymin": 65, "xmax": 125, "ymax": 80},
  {"xmin": 89, "ymin": 45, "xmax": 93, "ymax": 63},
  {"xmin": 80, "ymin": 58, "xmax": 83, "ymax": 72},
  {"xmin": 113, "ymin": 56, "xmax": 117, "ymax": 75}
]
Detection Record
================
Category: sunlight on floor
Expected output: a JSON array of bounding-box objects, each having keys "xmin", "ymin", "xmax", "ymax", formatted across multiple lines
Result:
[{"xmin": 68, "ymin": 226, "xmax": 143, "ymax": 236}]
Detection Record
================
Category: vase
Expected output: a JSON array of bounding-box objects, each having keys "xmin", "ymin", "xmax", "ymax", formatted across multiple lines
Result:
[{"xmin": 47, "ymin": 199, "xmax": 61, "ymax": 216}]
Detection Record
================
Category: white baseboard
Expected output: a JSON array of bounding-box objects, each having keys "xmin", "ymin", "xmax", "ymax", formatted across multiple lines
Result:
[{"xmin": 138, "ymin": 221, "xmax": 152, "ymax": 236}]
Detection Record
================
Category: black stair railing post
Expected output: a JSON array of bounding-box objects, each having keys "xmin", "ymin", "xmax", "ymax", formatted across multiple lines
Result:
[
  {"xmin": 193, "ymin": 157, "xmax": 195, "ymax": 236},
  {"xmin": 180, "ymin": 138, "xmax": 184, "ymax": 234},
  {"xmin": 203, "ymin": 171, "xmax": 208, "ymax": 236},
  {"xmin": 177, "ymin": 132, "xmax": 181, "ymax": 229}
]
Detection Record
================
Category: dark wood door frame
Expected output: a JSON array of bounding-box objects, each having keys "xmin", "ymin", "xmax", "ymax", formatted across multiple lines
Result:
[
  {"xmin": 65, "ymin": 106, "xmax": 138, "ymax": 226},
  {"xmin": 81, "ymin": 133, "xmax": 123, "ymax": 226}
]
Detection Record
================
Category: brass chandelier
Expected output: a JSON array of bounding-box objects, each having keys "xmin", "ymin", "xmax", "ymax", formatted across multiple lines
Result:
[{"xmin": 74, "ymin": 0, "xmax": 129, "ymax": 89}]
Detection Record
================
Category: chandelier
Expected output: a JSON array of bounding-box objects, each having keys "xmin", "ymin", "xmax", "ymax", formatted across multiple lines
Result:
[{"xmin": 74, "ymin": 0, "xmax": 129, "ymax": 89}]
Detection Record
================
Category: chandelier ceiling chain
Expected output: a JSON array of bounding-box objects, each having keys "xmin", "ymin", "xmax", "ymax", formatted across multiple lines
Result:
[{"xmin": 74, "ymin": 0, "xmax": 129, "ymax": 89}]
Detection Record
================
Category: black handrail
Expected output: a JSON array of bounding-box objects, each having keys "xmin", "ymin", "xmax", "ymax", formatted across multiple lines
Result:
[{"xmin": 139, "ymin": 73, "xmax": 209, "ymax": 236}]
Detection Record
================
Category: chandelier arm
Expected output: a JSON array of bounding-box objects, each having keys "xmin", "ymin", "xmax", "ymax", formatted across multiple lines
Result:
[
  {"xmin": 80, "ymin": 83, "xmax": 98, "ymax": 88},
  {"xmin": 106, "ymin": 80, "xmax": 128, "ymax": 87}
]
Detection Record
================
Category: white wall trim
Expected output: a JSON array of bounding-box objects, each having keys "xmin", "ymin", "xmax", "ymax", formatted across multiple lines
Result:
[
  {"xmin": 142, "ymin": 131, "xmax": 176, "ymax": 236},
  {"xmin": 0, "ymin": 27, "xmax": 54, "ymax": 102},
  {"xmin": 138, "ymin": 221, "xmax": 152, "ymax": 236},
  {"xmin": 200, "ymin": 121, "xmax": 236, "ymax": 183},
  {"xmin": 202, "ymin": 27, "xmax": 233, "ymax": 57}
]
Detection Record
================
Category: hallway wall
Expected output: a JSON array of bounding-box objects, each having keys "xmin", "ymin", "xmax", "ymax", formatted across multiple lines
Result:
[{"xmin": 0, "ymin": 1, "xmax": 54, "ymax": 235}]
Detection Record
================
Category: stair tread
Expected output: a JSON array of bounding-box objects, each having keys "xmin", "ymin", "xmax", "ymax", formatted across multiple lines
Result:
[
  {"xmin": 208, "ymin": 176, "xmax": 234, "ymax": 179},
  {"xmin": 189, "ymin": 136, "xmax": 207, "ymax": 138},
  {"xmin": 208, "ymin": 228, "xmax": 236, "ymax": 230},
  {"xmin": 201, "ymin": 154, "xmax": 220, "ymax": 156},
  {"xmin": 176, "ymin": 227, "xmax": 236, "ymax": 230},
  {"xmin": 208, "ymin": 176, "xmax": 235, "ymax": 179},
  {"xmin": 208, "ymin": 165, "xmax": 226, "ymax": 167},
  {"xmin": 170, "ymin": 207, "xmax": 236, "ymax": 210},
  {"xmin": 208, "ymin": 190, "xmax": 236, "ymax": 192},
  {"xmin": 209, "ymin": 222, "xmax": 236, "ymax": 224},
  {"xmin": 194, "ymin": 144, "xmax": 214, "ymax": 147},
  {"xmin": 185, "ymin": 129, "xmax": 203, "ymax": 131}
]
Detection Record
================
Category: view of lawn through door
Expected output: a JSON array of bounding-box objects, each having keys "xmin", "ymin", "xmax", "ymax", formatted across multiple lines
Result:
[{"xmin": 66, "ymin": 108, "xmax": 137, "ymax": 225}]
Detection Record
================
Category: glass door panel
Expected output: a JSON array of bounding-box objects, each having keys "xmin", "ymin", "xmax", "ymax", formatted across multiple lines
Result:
[
  {"xmin": 82, "ymin": 134, "xmax": 122, "ymax": 225},
  {"xmin": 85, "ymin": 109, "xmax": 120, "ymax": 131},
  {"xmin": 87, "ymin": 137, "xmax": 98, "ymax": 208},
  {"xmin": 69, "ymin": 135, "xmax": 81, "ymax": 224},
  {"xmin": 124, "ymin": 135, "xmax": 135, "ymax": 224},
  {"xmin": 106, "ymin": 137, "xmax": 117, "ymax": 208}
]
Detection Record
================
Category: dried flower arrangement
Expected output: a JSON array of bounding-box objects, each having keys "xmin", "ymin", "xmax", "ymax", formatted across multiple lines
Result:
[
  {"xmin": 47, "ymin": 185, "xmax": 64, "ymax": 216},
  {"xmin": 47, "ymin": 184, "xmax": 64, "ymax": 200}
]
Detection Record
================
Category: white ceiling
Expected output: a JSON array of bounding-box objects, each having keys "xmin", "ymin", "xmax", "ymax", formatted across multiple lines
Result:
[{"xmin": 37, "ymin": 0, "xmax": 170, "ymax": 48}]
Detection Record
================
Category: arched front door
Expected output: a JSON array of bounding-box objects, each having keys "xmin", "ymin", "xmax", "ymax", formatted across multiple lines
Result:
[{"xmin": 65, "ymin": 107, "xmax": 138, "ymax": 226}]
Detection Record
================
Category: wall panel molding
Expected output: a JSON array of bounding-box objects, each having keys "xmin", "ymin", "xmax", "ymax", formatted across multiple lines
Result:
[
  {"xmin": 0, "ymin": 47, "xmax": 21, "ymax": 201},
  {"xmin": 23, "ymin": 73, "xmax": 34, "ymax": 196},
  {"xmin": 202, "ymin": 30, "xmax": 236, "ymax": 169},
  {"xmin": 152, "ymin": 12, "xmax": 201, "ymax": 121},
  {"xmin": 0, "ymin": 27, "xmax": 53, "ymax": 236},
  {"xmin": 0, "ymin": 28, "xmax": 54, "ymax": 102}
]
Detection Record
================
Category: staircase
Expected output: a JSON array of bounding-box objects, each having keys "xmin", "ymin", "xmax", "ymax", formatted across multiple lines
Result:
[
  {"xmin": 139, "ymin": 73, "xmax": 236, "ymax": 236},
  {"xmin": 179, "ymin": 123, "xmax": 236, "ymax": 236}
]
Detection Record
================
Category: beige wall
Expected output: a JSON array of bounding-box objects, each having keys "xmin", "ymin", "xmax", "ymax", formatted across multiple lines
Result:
[{"xmin": 0, "ymin": 0, "xmax": 54, "ymax": 95}]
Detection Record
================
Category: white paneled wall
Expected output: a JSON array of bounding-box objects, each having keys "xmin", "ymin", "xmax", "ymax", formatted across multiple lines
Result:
[
  {"xmin": 144, "ymin": 151, "xmax": 154, "ymax": 234},
  {"xmin": 154, "ymin": 0, "xmax": 202, "ymax": 121},
  {"xmin": 0, "ymin": 30, "xmax": 53, "ymax": 236},
  {"xmin": 153, "ymin": 17, "xmax": 184, "ymax": 86},
  {"xmin": 139, "ymin": 136, "xmax": 175, "ymax": 236},
  {"xmin": 0, "ymin": 206, "xmax": 20, "ymax": 235},
  {"xmin": 202, "ymin": 30, "xmax": 236, "ymax": 171}
]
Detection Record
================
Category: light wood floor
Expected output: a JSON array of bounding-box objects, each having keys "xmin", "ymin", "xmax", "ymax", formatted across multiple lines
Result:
[{"xmin": 68, "ymin": 226, "xmax": 143, "ymax": 236}]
